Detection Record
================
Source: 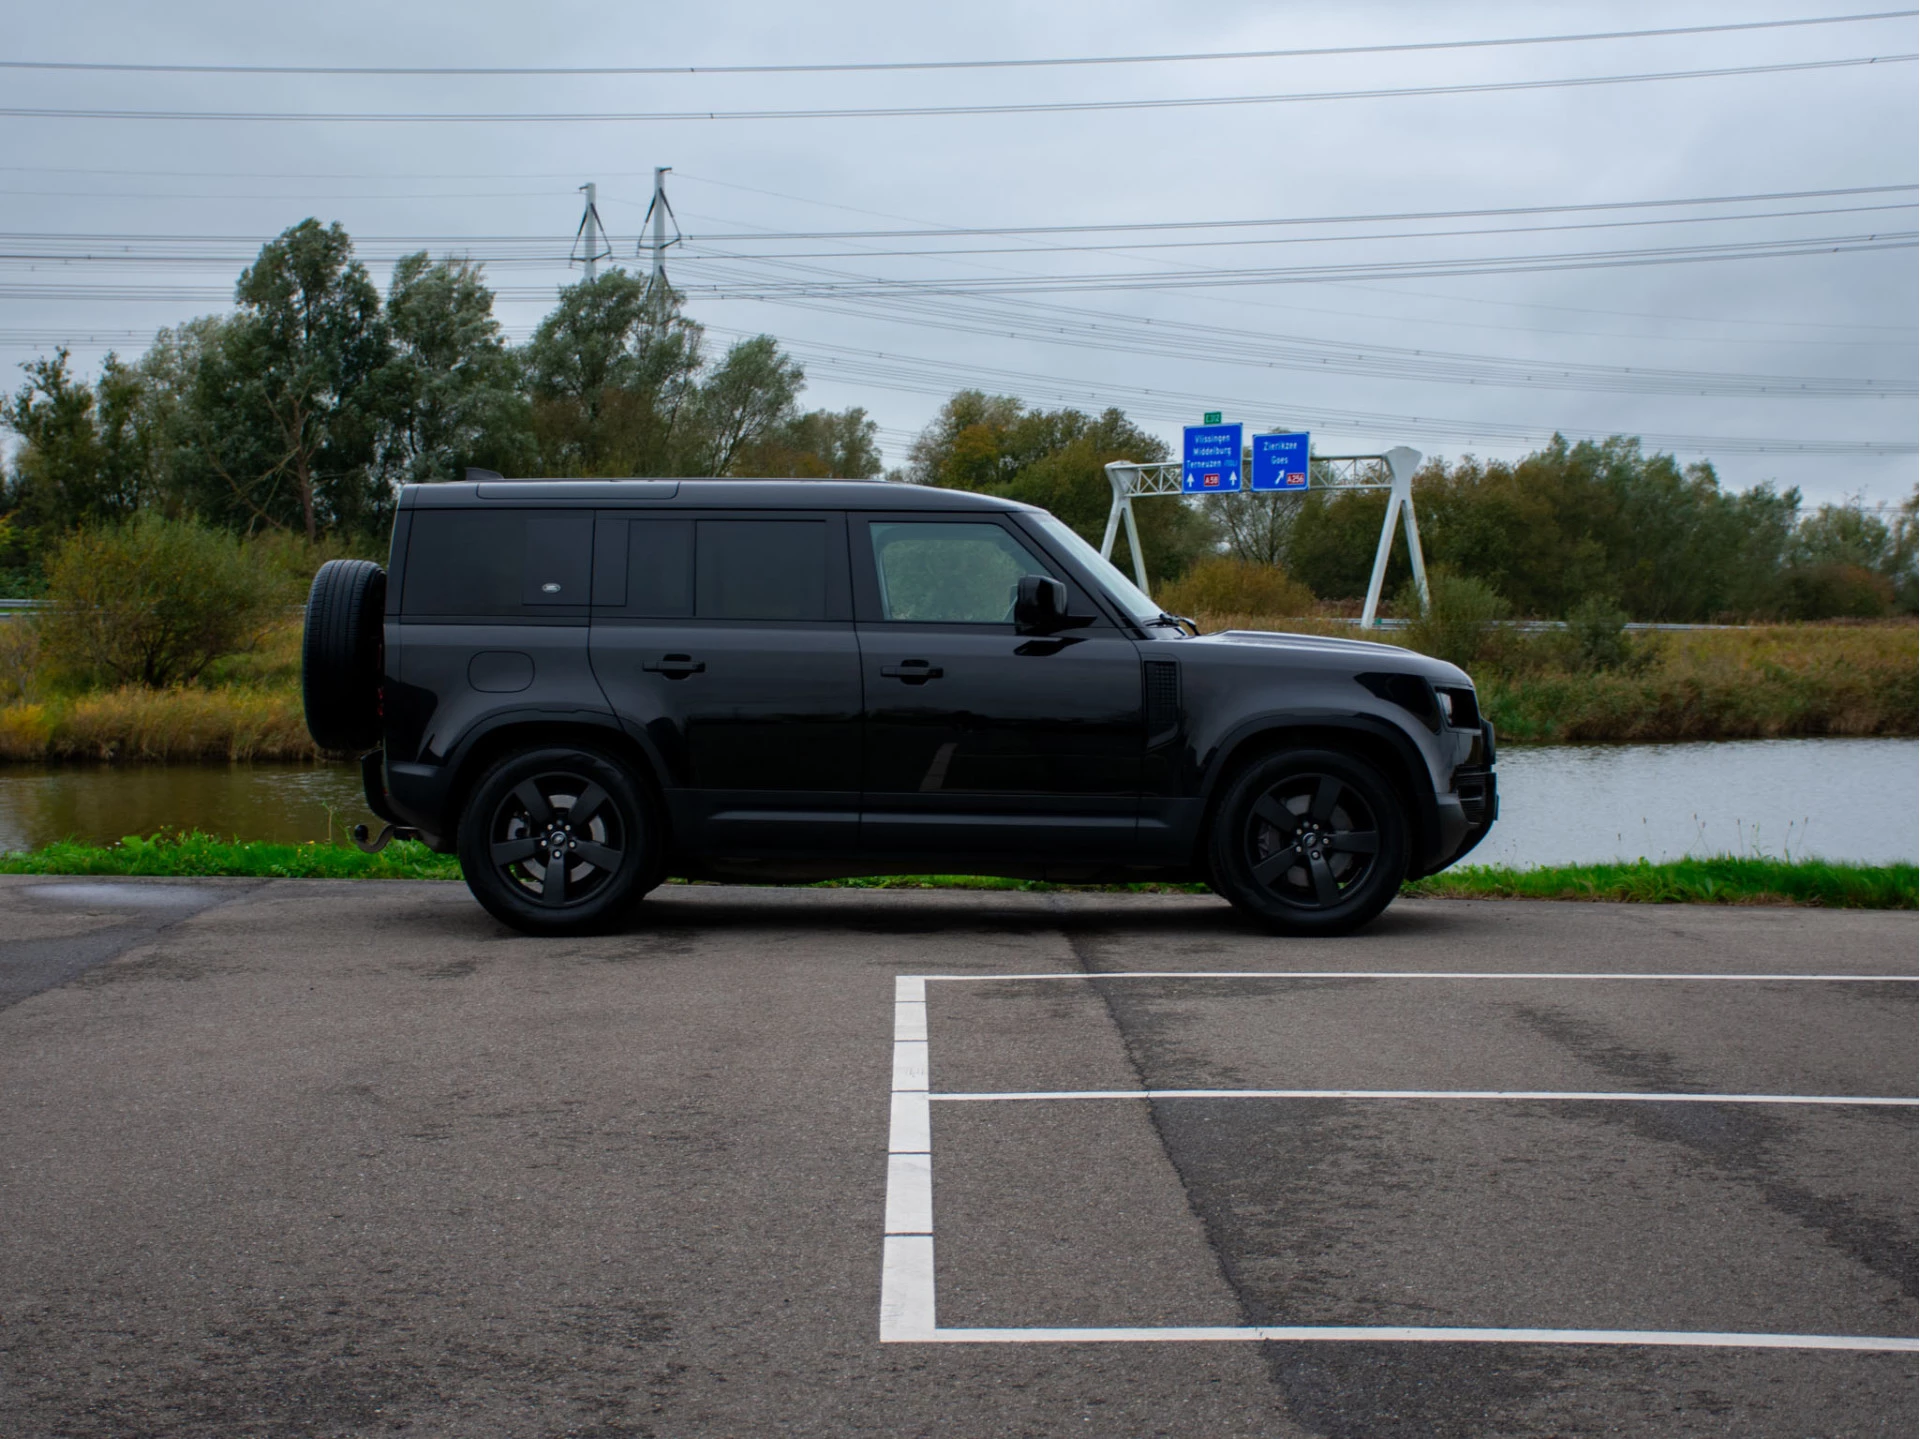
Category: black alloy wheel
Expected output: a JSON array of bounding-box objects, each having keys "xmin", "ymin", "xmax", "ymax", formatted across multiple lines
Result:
[
  {"xmin": 1208, "ymin": 748, "xmax": 1409, "ymax": 936},
  {"xmin": 457, "ymin": 746, "xmax": 659, "ymax": 935}
]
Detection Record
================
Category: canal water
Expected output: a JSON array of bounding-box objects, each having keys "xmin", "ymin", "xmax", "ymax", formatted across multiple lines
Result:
[{"xmin": 0, "ymin": 737, "xmax": 1912, "ymax": 868}]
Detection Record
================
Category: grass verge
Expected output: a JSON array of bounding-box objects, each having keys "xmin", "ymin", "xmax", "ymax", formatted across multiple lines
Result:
[
  {"xmin": 0, "ymin": 836, "xmax": 1911, "ymax": 908},
  {"xmin": 1403, "ymin": 857, "xmax": 1917, "ymax": 908}
]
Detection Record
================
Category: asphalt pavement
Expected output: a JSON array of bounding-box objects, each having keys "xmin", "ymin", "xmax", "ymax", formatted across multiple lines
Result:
[{"xmin": 0, "ymin": 876, "xmax": 1912, "ymax": 1438}]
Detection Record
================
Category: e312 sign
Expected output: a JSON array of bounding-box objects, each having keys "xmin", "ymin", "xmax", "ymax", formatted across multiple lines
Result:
[{"xmin": 1182, "ymin": 422, "xmax": 1243, "ymax": 492}]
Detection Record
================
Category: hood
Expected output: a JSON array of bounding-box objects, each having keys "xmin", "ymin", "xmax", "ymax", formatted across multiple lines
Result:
[{"xmin": 1188, "ymin": 628, "xmax": 1473, "ymax": 684}]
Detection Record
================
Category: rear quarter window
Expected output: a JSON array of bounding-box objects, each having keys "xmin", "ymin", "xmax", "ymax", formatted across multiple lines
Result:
[{"xmin": 403, "ymin": 510, "xmax": 592, "ymax": 617}]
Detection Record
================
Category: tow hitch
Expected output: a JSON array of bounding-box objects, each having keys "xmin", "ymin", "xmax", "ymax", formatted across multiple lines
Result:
[{"xmin": 351, "ymin": 823, "xmax": 422, "ymax": 854}]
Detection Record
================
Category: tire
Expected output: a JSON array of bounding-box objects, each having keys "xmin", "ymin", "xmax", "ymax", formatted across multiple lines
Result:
[
  {"xmin": 456, "ymin": 746, "xmax": 661, "ymax": 935},
  {"xmin": 1207, "ymin": 748, "xmax": 1411, "ymax": 936},
  {"xmin": 302, "ymin": 559, "xmax": 386, "ymax": 753}
]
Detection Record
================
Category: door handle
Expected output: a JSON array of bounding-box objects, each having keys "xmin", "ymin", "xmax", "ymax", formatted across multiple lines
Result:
[
  {"xmin": 881, "ymin": 660, "xmax": 944, "ymax": 683},
  {"xmin": 643, "ymin": 653, "xmax": 705, "ymax": 678}
]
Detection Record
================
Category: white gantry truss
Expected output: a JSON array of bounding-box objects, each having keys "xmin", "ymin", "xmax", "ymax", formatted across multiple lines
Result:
[{"xmin": 1101, "ymin": 446, "xmax": 1428, "ymax": 628}]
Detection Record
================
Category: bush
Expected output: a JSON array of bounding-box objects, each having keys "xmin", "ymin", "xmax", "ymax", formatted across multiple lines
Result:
[
  {"xmin": 40, "ymin": 516, "xmax": 277, "ymax": 688},
  {"xmin": 1157, "ymin": 556, "xmax": 1316, "ymax": 617},
  {"xmin": 0, "ymin": 616, "xmax": 40, "ymax": 703},
  {"xmin": 1565, "ymin": 595, "xmax": 1633, "ymax": 671},
  {"xmin": 1780, "ymin": 562, "xmax": 1895, "ymax": 620},
  {"xmin": 1399, "ymin": 569, "xmax": 1507, "ymax": 670}
]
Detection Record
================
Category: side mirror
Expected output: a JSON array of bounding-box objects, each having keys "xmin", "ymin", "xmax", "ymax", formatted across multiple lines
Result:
[{"xmin": 1014, "ymin": 574, "xmax": 1069, "ymax": 634}]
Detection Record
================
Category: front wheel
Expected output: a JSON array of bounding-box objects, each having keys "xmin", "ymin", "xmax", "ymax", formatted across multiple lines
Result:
[
  {"xmin": 457, "ymin": 746, "xmax": 660, "ymax": 935},
  {"xmin": 1207, "ymin": 748, "xmax": 1410, "ymax": 936}
]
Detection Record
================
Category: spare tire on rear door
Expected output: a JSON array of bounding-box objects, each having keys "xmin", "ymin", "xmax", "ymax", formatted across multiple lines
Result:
[{"xmin": 302, "ymin": 559, "xmax": 386, "ymax": 752}]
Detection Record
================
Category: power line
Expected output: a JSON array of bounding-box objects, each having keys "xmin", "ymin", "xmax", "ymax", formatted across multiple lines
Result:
[
  {"xmin": 665, "ymin": 186, "xmax": 1920, "ymax": 242},
  {"xmin": 663, "ymin": 205, "xmax": 1920, "ymax": 261},
  {"xmin": 7, "ymin": 202, "xmax": 1912, "ymax": 265},
  {"xmin": 673, "ymin": 231, "xmax": 1919, "ymax": 296},
  {"xmin": 10, "ymin": 186, "xmax": 1912, "ymax": 241},
  {"xmin": 3, "ymin": 55, "xmax": 1911, "ymax": 123},
  {"xmin": 4, "ymin": 10, "xmax": 1910, "ymax": 76},
  {"xmin": 4, "ymin": 324, "xmax": 1907, "ymax": 457}
]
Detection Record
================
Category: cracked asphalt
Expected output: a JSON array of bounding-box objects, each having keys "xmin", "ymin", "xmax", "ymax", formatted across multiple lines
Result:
[{"xmin": 0, "ymin": 876, "xmax": 1912, "ymax": 1437}]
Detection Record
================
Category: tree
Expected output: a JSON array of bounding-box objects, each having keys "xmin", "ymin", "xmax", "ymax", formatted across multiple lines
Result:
[
  {"xmin": 688, "ymin": 334, "xmax": 805, "ymax": 475},
  {"xmin": 905, "ymin": 392, "xmax": 1211, "ymax": 584},
  {"xmin": 382, "ymin": 252, "xmax": 531, "ymax": 484},
  {"xmin": 521, "ymin": 271, "xmax": 704, "ymax": 475},
  {"xmin": 185, "ymin": 220, "xmax": 393, "ymax": 539},
  {"xmin": 0, "ymin": 349, "xmax": 150, "ymax": 533},
  {"xmin": 733, "ymin": 406, "xmax": 881, "ymax": 478}
]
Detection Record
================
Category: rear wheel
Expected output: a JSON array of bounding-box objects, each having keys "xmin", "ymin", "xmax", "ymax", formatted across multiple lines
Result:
[
  {"xmin": 457, "ymin": 746, "xmax": 660, "ymax": 935},
  {"xmin": 1207, "ymin": 748, "xmax": 1409, "ymax": 936}
]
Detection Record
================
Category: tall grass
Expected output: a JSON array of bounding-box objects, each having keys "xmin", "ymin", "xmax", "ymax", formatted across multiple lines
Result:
[
  {"xmin": 1186, "ymin": 614, "xmax": 1917, "ymax": 743},
  {"xmin": 0, "ymin": 686, "xmax": 318, "ymax": 762}
]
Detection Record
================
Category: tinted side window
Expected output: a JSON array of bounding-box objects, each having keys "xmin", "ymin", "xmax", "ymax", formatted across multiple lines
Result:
[
  {"xmin": 628, "ymin": 519, "xmax": 694, "ymax": 617},
  {"xmin": 695, "ymin": 520, "xmax": 827, "ymax": 621},
  {"xmin": 403, "ymin": 510, "xmax": 590, "ymax": 616},
  {"xmin": 870, "ymin": 521, "xmax": 1047, "ymax": 623}
]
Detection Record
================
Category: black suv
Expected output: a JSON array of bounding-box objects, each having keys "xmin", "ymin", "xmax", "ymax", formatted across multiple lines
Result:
[{"xmin": 302, "ymin": 478, "xmax": 1495, "ymax": 935}]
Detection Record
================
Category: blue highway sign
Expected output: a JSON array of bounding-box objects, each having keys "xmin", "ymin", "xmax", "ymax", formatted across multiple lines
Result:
[
  {"xmin": 1251, "ymin": 431, "xmax": 1311, "ymax": 491},
  {"xmin": 1182, "ymin": 422, "xmax": 1243, "ymax": 493}
]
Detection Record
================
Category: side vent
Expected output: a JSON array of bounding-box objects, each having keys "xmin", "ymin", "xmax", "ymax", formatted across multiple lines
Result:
[{"xmin": 1144, "ymin": 660, "xmax": 1182, "ymax": 747}]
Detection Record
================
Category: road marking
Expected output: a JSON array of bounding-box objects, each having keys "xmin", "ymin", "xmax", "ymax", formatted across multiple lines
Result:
[
  {"xmin": 911, "ymin": 971, "xmax": 1918, "ymax": 983},
  {"xmin": 890, "ymin": 1091, "xmax": 931, "ymax": 1152},
  {"xmin": 878, "ymin": 969, "xmax": 1920, "ymax": 1350},
  {"xmin": 879, "ymin": 977, "xmax": 937, "ymax": 1340},
  {"xmin": 884, "ymin": 1153, "xmax": 933, "ymax": 1234},
  {"xmin": 918, "ymin": 1325, "xmax": 1918, "ymax": 1352},
  {"xmin": 880, "ymin": 1237, "xmax": 937, "ymax": 1342},
  {"xmin": 892, "ymin": 1040, "xmax": 928, "ymax": 1092},
  {"xmin": 931, "ymin": 1090, "xmax": 1919, "ymax": 1107}
]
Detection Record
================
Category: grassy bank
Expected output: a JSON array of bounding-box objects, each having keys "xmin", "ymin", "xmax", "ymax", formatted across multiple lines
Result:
[
  {"xmin": 1, "ymin": 835, "xmax": 1911, "ymax": 908},
  {"xmin": 1191, "ymin": 616, "xmax": 1917, "ymax": 743},
  {"xmin": 0, "ymin": 618, "xmax": 1908, "ymax": 760}
]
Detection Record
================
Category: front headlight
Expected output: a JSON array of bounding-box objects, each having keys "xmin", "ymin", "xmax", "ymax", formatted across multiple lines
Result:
[{"xmin": 1434, "ymin": 685, "xmax": 1481, "ymax": 730}]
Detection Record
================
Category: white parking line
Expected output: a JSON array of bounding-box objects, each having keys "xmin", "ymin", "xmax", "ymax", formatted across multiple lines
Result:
[
  {"xmin": 877, "ymin": 969, "xmax": 1920, "ymax": 1350},
  {"xmin": 921, "ymin": 1325, "xmax": 1918, "ymax": 1352},
  {"xmin": 933, "ymin": 1090, "xmax": 1919, "ymax": 1107},
  {"xmin": 917, "ymin": 971, "xmax": 1919, "ymax": 983}
]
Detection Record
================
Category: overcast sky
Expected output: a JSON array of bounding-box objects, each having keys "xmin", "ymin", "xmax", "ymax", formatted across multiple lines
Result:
[{"xmin": 3, "ymin": 0, "xmax": 1915, "ymax": 504}]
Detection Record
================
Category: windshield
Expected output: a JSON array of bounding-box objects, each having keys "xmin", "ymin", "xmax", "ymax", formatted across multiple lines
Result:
[{"xmin": 1028, "ymin": 513, "xmax": 1165, "ymax": 626}]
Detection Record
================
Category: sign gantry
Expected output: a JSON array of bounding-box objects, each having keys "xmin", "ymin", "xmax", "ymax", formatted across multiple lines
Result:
[{"xmin": 1101, "ymin": 440, "xmax": 1429, "ymax": 628}]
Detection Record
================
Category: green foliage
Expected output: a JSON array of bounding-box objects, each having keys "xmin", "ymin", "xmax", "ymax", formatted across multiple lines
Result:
[
  {"xmin": 1398, "ymin": 568, "xmax": 1508, "ymax": 669},
  {"xmin": 0, "ymin": 831, "xmax": 460, "ymax": 879},
  {"xmin": 1158, "ymin": 556, "xmax": 1315, "ymax": 618},
  {"xmin": 200, "ymin": 220, "xmax": 393, "ymax": 539},
  {"xmin": 1405, "ymin": 857, "xmax": 1917, "ymax": 909},
  {"xmin": 1563, "ymin": 595, "xmax": 1634, "ymax": 672},
  {"xmin": 0, "ymin": 349, "xmax": 152, "ymax": 533},
  {"xmin": 383, "ymin": 252, "xmax": 531, "ymax": 484},
  {"xmin": 521, "ymin": 270, "xmax": 705, "ymax": 474},
  {"xmin": 0, "ymin": 837, "xmax": 1908, "ymax": 909},
  {"xmin": 905, "ymin": 391, "xmax": 1211, "ymax": 584},
  {"xmin": 39, "ymin": 516, "xmax": 277, "ymax": 688},
  {"xmin": 1277, "ymin": 436, "xmax": 1914, "ymax": 622},
  {"xmin": 733, "ymin": 406, "xmax": 881, "ymax": 477}
]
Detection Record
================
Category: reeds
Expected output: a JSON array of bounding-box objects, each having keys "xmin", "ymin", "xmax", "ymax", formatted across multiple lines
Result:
[{"xmin": 0, "ymin": 686, "xmax": 319, "ymax": 762}]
